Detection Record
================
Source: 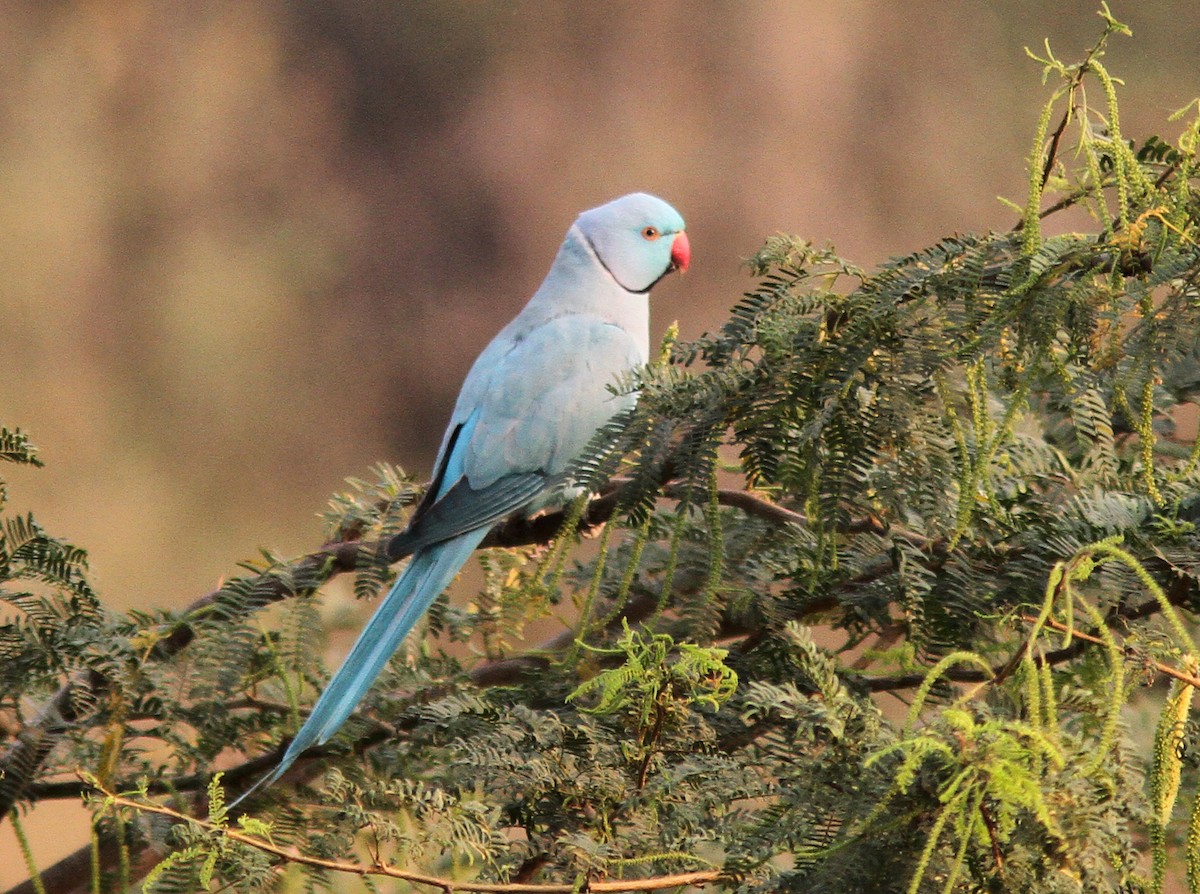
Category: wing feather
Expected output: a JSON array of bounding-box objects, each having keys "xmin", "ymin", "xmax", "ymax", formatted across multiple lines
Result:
[{"xmin": 390, "ymin": 315, "xmax": 642, "ymax": 556}]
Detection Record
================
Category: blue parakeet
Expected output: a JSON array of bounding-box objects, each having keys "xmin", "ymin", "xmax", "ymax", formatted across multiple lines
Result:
[{"xmin": 235, "ymin": 193, "xmax": 689, "ymax": 804}]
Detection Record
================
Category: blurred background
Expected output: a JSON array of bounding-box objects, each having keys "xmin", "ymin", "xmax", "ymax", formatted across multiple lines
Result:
[{"xmin": 1, "ymin": 0, "xmax": 1198, "ymax": 886}]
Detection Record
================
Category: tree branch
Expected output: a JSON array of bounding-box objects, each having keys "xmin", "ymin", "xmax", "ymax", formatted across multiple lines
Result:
[
  {"xmin": 0, "ymin": 469, "xmax": 849, "ymax": 824},
  {"xmin": 97, "ymin": 785, "xmax": 725, "ymax": 894},
  {"xmin": 11, "ymin": 456, "xmax": 1182, "ymax": 894},
  {"xmin": 1019, "ymin": 614, "xmax": 1200, "ymax": 690}
]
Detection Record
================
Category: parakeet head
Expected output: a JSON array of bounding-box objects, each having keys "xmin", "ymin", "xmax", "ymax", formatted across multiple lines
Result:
[{"xmin": 574, "ymin": 193, "xmax": 689, "ymax": 293}]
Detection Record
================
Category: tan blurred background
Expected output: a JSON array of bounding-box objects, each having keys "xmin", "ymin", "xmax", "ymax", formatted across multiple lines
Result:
[{"xmin": 2, "ymin": 0, "xmax": 1198, "ymax": 887}]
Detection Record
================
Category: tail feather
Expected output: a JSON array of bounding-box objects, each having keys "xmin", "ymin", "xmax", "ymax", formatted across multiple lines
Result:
[{"xmin": 231, "ymin": 528, "xmax": 488, "ymax": 809}]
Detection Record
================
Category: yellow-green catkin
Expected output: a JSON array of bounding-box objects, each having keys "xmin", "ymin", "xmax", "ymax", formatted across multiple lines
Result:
[
  {"xmin": 1186, "ymin": 785, "xmax": 1200, "ymax": 894},
  {"xmin": 1151, "ymin": 680, "xmax": 1195, "ymax": 893}
]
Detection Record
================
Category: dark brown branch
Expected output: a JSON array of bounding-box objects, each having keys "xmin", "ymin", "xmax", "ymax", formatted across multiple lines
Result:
[
  {"xmin": 979, "ymin": 799, "xmax": 1006, "ymax": 877},
  {"xmin": 5, "ymin": 833, "xmax": 166, "ymax": 894},
  {"xmin": 1040, "ymin": 102, "xmax": 1075, "ymax": 192},
  {"xmin": 1154, "ymin": 158, "xmax": 1183, "ymax": 190}
]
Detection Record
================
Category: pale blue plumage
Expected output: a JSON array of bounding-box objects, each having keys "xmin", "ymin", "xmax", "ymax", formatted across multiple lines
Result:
[{"xmin": 234, "ymin": 193, "xmax": 687, "ymax": 805}]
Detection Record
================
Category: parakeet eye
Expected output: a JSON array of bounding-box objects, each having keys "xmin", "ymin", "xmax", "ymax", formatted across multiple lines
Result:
[{"xmin": 641, "ymin": 226, "xmax": 660, "ymax": 241}]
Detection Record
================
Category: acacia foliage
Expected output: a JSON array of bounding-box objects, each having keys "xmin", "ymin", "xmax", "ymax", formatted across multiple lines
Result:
[{"xmin": 5, "ymin": 11, "xmax": 1200, "ymax": 894}]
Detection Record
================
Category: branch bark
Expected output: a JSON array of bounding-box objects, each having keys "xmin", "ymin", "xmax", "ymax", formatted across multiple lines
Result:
[{"xmin": 95, "ymin": 788, "xmax": 725, "ymax": 894}]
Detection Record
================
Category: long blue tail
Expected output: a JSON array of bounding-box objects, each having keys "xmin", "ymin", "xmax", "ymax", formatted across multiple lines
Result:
[{"xmin": 232, "ymin": 527, "xmax": 488, "ymax": 807}]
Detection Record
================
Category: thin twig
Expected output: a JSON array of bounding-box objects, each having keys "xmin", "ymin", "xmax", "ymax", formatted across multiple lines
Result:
[
  {"xmin": 1040, "ymin": 102, "xmax": 1075, "ymax": 191},
  {"xmin": 1019, "ymin": 614, "xmax": 1200, "ymax": 690},
  {"xmin": 978, "ymin": 799, "xmax": 1005, "ymax": 876},
  {"xmin": 97, "ymin": 788, "xmax": 723, "ymax": 894}
]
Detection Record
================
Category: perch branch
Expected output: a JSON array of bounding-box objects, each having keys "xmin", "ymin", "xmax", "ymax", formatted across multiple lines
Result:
[{"xmin": 0, "ymin": 473, "xmax": 835, "ymax": 822}]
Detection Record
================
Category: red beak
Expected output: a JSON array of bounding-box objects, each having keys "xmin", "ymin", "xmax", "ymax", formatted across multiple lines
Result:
[{"xmin": 670, "ymin": 231, "xmax": 691, "ymax": 273}]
